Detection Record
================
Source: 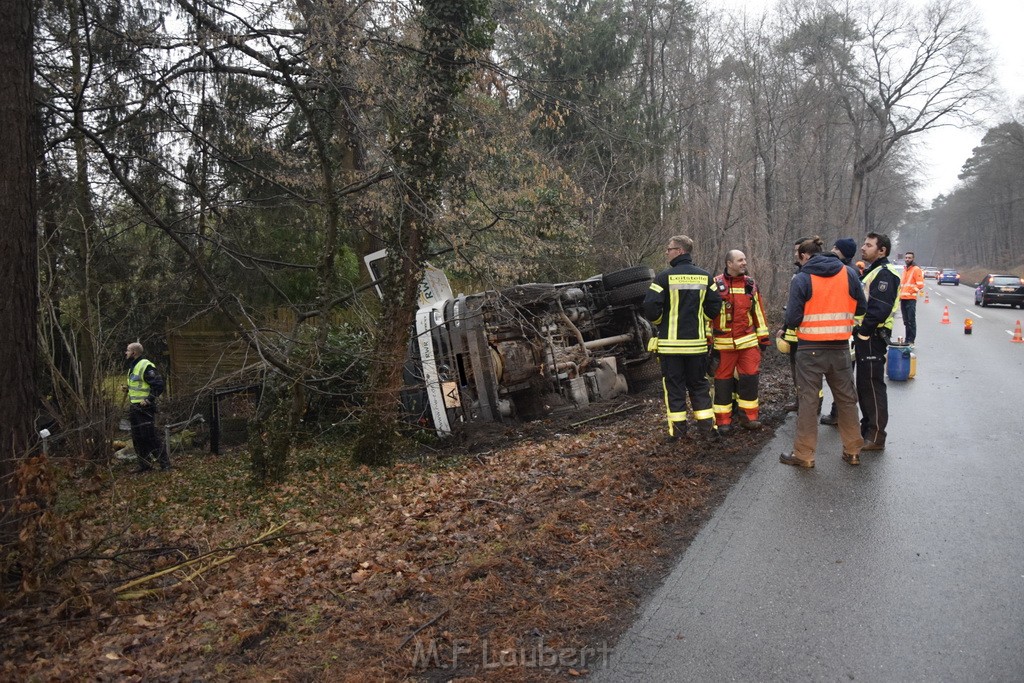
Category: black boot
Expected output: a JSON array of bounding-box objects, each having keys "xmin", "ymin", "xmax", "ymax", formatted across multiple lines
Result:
[{"xmin": 662, "ymin": 422, "xmax": 688, "ymax": 443}]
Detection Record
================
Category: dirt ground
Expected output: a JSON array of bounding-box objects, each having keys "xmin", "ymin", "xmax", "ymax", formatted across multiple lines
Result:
[{"xmin": 2, "ymin": 352, "xmax": 793, "ymax": 681}]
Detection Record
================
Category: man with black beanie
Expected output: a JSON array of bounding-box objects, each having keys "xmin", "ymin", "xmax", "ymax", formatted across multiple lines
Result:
[{"xmin": 832, "ymin": 238, "xmax": 858, "ymax": 265}]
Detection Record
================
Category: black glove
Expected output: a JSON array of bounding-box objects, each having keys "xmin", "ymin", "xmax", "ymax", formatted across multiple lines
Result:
[
  {"xmin": 758, "ymin": 339, "xmax": 771, "ymax": 351},
  {"xmin": 707, "ymin": 348, "xmax": 720, "ymax": 375}
]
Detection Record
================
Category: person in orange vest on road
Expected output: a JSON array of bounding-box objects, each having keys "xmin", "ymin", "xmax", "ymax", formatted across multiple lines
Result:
[
  {"xmin": 820, "ymin": 238, "xmax": 858, "ymax": 427},
  {"xmin": 779, "ymin": 237, "xmax": 867, "ymax": 468},
  {"xmin": 710, "ymin": 250, "xmax": 771, "ymax": 435},
  {"xmin": 899, "ymin": 251, "xmax": 925, "ymax": 345}
]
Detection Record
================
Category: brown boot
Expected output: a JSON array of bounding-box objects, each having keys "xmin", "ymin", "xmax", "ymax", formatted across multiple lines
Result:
[{"xmin": 779, "ymin": 453, "xmax": 814, "ymax": 468}]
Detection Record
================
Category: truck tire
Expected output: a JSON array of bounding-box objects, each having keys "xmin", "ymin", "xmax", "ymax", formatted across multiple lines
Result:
[
  {"xmin": 625, "ymin": 359, "xmax": 662, "ymax": 393},
  {"xmin": 602, "ymin": 266, "xmax": 655, "ymax": 289},
  {"xmin": 607, "ymin": 280, "xmax": 651, "ymax": 306}
]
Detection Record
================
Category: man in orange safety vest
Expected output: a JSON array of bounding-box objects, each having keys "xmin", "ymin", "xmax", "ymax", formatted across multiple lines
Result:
[
  {"xmin": 779, "ymin": 237, "xmax": 866, "ymax": 468},
  {"xmin": 899, "ymin": 251, "xmax": 925, "ymax": 344}
]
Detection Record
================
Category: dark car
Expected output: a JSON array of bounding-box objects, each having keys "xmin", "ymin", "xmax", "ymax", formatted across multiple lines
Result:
[
  {"xmin": 937, "ymin": 269, "xmax": 960, "ymax": 286},
  {"xmin": 975, "ymin": 274, "xmax": 1024, "ymax": 308}
]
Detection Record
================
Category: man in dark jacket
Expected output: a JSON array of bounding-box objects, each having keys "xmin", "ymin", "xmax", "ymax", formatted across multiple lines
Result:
[
  {"xmin": 644, "ymin": 235, "xmax": 722, "ymax": 441},
  {"xmin": 124, "ymin": 342, "xmax": 169, "ymax": 472},
  {"xmin": 855, "ymin": 233, "xmax": 902, "ymax": 451},
  {"xmin": 780, "ymin": 237, "xmax": 867, "ymax": 468}
]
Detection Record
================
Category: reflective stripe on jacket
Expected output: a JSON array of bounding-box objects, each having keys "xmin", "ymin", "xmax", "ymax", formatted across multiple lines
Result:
[
  {"xmin": 644, "ymin": 254, "xmax": 722, "ymax": 355},
  {"xmin": 128, "ymin": 358, "xmax": 154, "ymax": 404},
  {"xmin": 900, "ymin": 264, "xmax": 925, "ymax": 299},
  {"xmin": 856, "ymin": 262, "xmax": 901, "ymax": 330},
  {"xmin": 797, "ymin": 271, "xmax": 857, "ymax": 342},
  {"xmin": 711, "ymin": 274, "xmax": 770, "ymax": 351}
]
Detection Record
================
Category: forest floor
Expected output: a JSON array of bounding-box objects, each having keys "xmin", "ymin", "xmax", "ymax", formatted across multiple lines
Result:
[{"xmin": 2, "ymin": 353, "xmax": 792, "ymax": 682}]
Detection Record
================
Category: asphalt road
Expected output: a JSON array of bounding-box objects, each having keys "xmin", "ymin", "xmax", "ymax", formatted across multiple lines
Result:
[{"xmin": 593, "ymin": 280, "xmax": 1024, "ymax": 681}]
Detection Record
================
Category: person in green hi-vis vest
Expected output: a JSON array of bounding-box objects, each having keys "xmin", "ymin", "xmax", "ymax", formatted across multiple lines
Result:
[{"xmin": 124, "ymin": 342, "xmax": 169, "ymax": 472}]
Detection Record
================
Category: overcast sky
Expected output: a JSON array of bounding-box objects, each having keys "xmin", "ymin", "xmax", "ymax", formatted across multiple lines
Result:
[
  {"xmin": 913, "ymin": 0, "xmax": 1024, "ymax": 205},
  {"xmin": 714, "ymin": 0, "xmax": 1024, "ymax": 207}
]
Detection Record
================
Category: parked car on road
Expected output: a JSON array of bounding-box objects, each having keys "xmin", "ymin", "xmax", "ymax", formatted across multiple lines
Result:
[
  {"xmin": 937, "ymin": 269, "xmax": 960, "ymax": 286},
  {"xmin": 922, "ymin": 267, "xmax": 940, "ymax": 279},
  {"xmin": 975, "ymin": 274, "xmax": 1024, "ymax": 308},
  {"xmin": 364, "ymin": 251, "xmax": 659, "ymax": 436}
]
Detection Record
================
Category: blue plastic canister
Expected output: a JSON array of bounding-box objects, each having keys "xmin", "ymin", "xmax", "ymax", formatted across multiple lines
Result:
[{"xmin": 887, "ymin": 344, "xmax": 911, "ymax": 381}]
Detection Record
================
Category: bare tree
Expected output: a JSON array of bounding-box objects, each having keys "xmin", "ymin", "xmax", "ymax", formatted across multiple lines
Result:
[{"xmin": 835, "ymin": 0, "xmax": 994, "ymax": 229}]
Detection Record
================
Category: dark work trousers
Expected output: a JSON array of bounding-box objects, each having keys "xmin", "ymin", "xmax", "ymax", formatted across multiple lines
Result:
[
  {"xmin": 129, "ymin": 403, "xmax": 168, "ymax": 469},
  {"xmin": 660, "ymin": 354, "xmax": 714, "ymax": 436},
  {"xmin": 854, "ymin": 332, "xmax": 890, "ymax": 445},
  {"xmin": 900, "ymin": 298, "xmax": 918, "ymax": 344}
]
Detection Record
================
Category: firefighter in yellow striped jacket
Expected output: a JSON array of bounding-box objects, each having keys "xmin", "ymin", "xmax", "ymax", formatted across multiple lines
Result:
[
  {"xmin": 643, "ymin": 236, "xmax": 722, "ymax": 441},
  {"xmin": 710, "ymin": 250, "xmax": 771, "ymax": 434}
]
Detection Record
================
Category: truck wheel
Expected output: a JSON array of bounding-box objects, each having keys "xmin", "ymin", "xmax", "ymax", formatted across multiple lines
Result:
[
  {"xmin": 602, "ymin": 266, "xmax": 655, "ymax": 289},
  {"xmin": 625, "ymin": 359, "xmax": 662, "ymax": 392},
  {"xmin": 607, "ymin": 280, "xmax": 651, "ymax": 306}
]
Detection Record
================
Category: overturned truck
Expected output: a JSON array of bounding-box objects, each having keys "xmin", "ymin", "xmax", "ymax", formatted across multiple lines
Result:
[{"xmin": 366, "ymin": 252, "xmax": 660, "ymax": 436}]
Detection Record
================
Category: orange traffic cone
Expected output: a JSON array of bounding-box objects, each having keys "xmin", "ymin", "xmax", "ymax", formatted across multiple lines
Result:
[
  {"xmin": 940, "ymin": 305, "xmax": 950, "ymax": 324},
  {"xmin": 1012, "ymin": 320, "xmax": 1023, "ymax": 343},
  {"xmin": 924, "ymin": 291, "xmax": 930, "ymax": 304}
]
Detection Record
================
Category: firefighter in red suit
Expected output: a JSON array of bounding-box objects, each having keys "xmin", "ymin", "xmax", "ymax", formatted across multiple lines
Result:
[{"xmin": 710, "ymin": 250, "xmax": 771, "ymax": 434}]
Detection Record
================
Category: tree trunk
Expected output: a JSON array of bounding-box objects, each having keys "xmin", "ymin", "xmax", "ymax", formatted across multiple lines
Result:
[
  {"xmin": 352, "ymin": 253, "xmax": 421, "ymax": 466},
  {"xmin": 0, "ymin": 0, "xmax": 39, "ymax": 545},
  {"xmin": 57, "ymin": 0, "xmax": 110, "ymax": 461},
  {"xmin": 845, "ymin": 166, "xmax": 866, "ymax": 231},
  {"xmin": 352, "ymin": 0, "xmax": 493, "ymax": 465}
]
